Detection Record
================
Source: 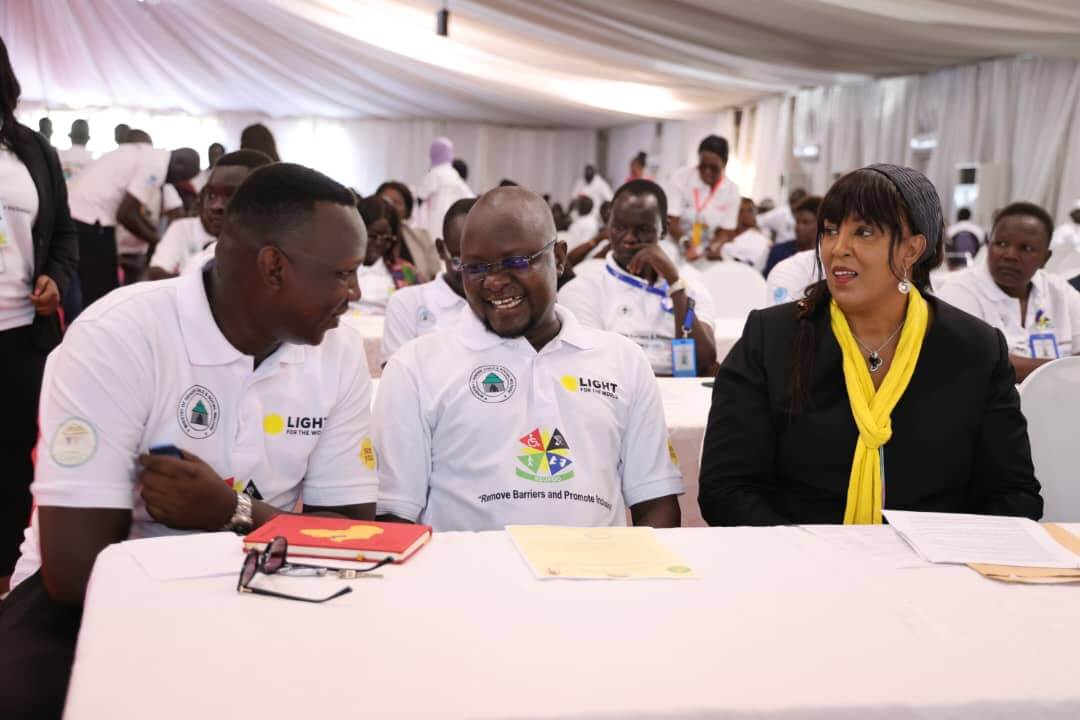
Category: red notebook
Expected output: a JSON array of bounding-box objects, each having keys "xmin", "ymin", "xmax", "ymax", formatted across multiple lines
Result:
[{"xmin": 243, "ymin": 516, "xmax": 431, "ymax": 563}]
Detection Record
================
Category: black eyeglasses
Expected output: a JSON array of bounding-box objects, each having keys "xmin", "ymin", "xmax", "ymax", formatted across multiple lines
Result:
[
  {"xmin": 459, "ymin": 238, "xmax": 556, "ymax": 278},
  {"xmin": 237, "ymin": 535, "xmax": 391, "ymax": 603}
]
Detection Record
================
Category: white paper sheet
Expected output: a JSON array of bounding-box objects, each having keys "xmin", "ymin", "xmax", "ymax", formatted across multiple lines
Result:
[
  {"xmin": 802, "ymin": 525, "xmax": 937, "ymax": 569},
  {"xmin": 123, "ymin": 532, "xmax": 243, "ymax": 581},
  {"xmin": 883, "ymin": 511, "xmax": 1080, "ymax": 568}
]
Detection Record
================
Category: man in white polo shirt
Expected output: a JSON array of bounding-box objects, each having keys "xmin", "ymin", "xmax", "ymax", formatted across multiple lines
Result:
[
  {"xmin": 149, "ymin": 150, "xmax": 273, "ymax": 279},
  {"xmin": 0, "ymin": 164, "xmax": 376, "ymax": 719},
  {"xmin": 379, "ymin": 197, "xmax": 473, "ymax": 365},
  {"xmin": 66, "ymin": 143, "xmax": 199, "ymax": 316},
  {"xmin": 939, "ymin": 201, "xmax": 1080, "ymax": 382},
  {"xmin": 665, "ymin": 134, "xmax": 740, "ymax": 261},
  {"xmin": 375, "ymin": 186, "xmax": 682, "ymax": 531},
  {"xmin": 559, "ymin": 179, "xmax": 718, "ymax": 377}
]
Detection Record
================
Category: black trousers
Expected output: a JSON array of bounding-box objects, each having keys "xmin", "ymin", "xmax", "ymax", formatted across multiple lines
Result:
[
  {"xmin": 74, "ymin": 220, "xmax": 117, "ymax": 319},
  {"xmin": 0, "ymin": 325, "xmax": 45, "ymax": 576},
  {"xmin": 0, "ymin": 572, "xmax": 82, "ymax": 720}
]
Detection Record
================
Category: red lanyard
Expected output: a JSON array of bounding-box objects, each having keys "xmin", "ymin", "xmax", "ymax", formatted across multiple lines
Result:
[{"xmin": 692, "ymin": 178, "xmax": 722, "ymax": 215}]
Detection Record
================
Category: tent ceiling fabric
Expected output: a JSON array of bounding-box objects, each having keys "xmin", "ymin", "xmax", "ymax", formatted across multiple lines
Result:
[{"xmin": 4, "ymin": 0, "xmax": 1080, "ymax": 125}]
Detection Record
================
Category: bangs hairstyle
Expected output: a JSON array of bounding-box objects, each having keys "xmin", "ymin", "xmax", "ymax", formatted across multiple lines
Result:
[{"xmin": 817, "ymin": 169, "xmax": 941, "ymax": 291}]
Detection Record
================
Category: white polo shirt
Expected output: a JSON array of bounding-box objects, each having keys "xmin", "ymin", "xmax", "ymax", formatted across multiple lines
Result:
[
  {"xmin": 720, "ymin": 227, "xmax": 770, "ymax": 271},
  {"xmin": 117, "ymin": 183, "xmax": 183, "ymax": 257},
  {"xmin": 766, "ymin": 249, "xmax": 821, "ymax": 305},
  {"xmin": 150, "ymin": 217, "xmax": 215, "ymax": 275},
  {"xmin": 354, "ymin": 261, "xmax": 396, "ymax": 315},
  {"xmin": 374, "ymin": 305, "xmax": 683, "ymax": 531},
  {"xmin": 58, "ymin": 145, "xmax": 94, "ymax": 181},
  {"xmin": 665, "ymin": 165, "xmax": 740, "ymax": 236},
  {"xmin": 11, "ymin": 268, "xmax": 378, "ymax": 588},
  {"xmin": 379, "ymin": 273, "xmax": 467, "ymax": 365},
  {"xmin": 68, "ymin": 144, "xmax": 170, "ymax": 227},
  {"xmin": 558, "ymin": 254, "xmax": 716, "ymax": 376},
  {"xmin": 938, "ymin": 261, "xmax": 1080, "ymax": 359},
  {"xmin": 1052, "ymin": 222, "xmax": 1080, "ymax": 250}
]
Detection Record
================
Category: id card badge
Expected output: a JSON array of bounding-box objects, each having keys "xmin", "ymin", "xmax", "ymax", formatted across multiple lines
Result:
[
  {"xmin": 671, "ymin": 338, "xmax": 697, "ymax": 377},
  {"xmin": 1029, "ymin": 333, "xmax": 1060, "ymax": 359},
  {"xmin": 690, "ymin": 222, "xmax": 706, "ymax": 250}
]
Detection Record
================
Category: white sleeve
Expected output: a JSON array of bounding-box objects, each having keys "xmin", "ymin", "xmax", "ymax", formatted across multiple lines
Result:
[
  {"xmin": 557, "ymin": 278, "xmax": 601, "ymax": 329},
  {"xmin": 1065, "ymin": 282, "xmax": 1080, "ymax": 355},
  {"xmin": 161, "ymin": 184, "xmax": 183, "ymax": 212},
  {"xmin": 374, "ymin": 354, "xmax": 431, "ymax": 521},
  {"xmin": 598, "ymin": 177, "xmax": 614, "ymax": 201},
  {"xmin": 570, "ymin": 179, "xmax": 585, "ymax": 199},
  {"xmin": 619, "ymin": 348, "xmax": 684, "ymax": 507},
  {"xmin": 380, "ymin": 291, "xmax": 416, "ymax": 366},
  {"xmin": 766, "ymin": 256, "xmax": 804, "ymax": 305},
  {"xmin": 149, "ymin": 222, "xmax": 186, "ymax": 273},
  {"xmin": 32, "ymin": 319, "xmax": 153, "ymax": 509},
  {"xmin": 126, "ymin": 153, "xmax": 164, "ymax": 200},
  {"xmin": 937, "ymin": 279, "xmax": 989, "ymax": 322},
  {"xmin": 757, "ymin": 207, "xmax": 783, "ymax": 236},
  {"xmin": 301, "ymin": 339, "xmax": 379, "ymax": 507},
  {"xmin": 716, "ymin": 182, "xmax": 740, "ymax": 230}
]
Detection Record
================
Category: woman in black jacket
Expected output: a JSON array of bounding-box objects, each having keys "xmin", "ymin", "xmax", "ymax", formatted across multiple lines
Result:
[
  {"xmin": 699, "ymin": 165, "xmax": 1042, "ymax": 526},
  {"xmin": 0, "ymin": 38, "xmax": 78, "ymax": 592}
]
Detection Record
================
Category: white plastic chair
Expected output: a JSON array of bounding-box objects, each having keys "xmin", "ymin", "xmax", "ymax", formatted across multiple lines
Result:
[
  {"xmin": 1018, "ymin": 356, "xmax": 1080, "ymax": 522},
  {"xmin": 700, "ymin": 261, "xmax": 768, "ymax": 319}
]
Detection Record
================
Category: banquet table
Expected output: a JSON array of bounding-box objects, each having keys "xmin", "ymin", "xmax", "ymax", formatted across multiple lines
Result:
[{"xmin": 64, "ymin": 525, "xmax": 1080, "ymax": 719}]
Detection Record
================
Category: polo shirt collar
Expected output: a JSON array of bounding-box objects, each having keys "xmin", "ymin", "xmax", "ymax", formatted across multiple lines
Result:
[
  {"xmin": 973, "ymin": 260, "xmax": 1047, "ymax": 308},
  {"xmin": 604, "ymin": 253, "xmax": 665, "ymax": 290},
  {"xmin": 458, "ymin": 304, "xmax": 597, "ymax": 353},
  {"xmin": 176, "ymin": 267, "xmax": 306, "ymax": 367},
  {"xmin": 428, "ymin": 273, "xmax": 466, "ymax": 309}
]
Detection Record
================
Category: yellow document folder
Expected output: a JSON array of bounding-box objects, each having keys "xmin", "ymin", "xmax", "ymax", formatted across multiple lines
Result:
[
  {"xmin": 506, "ymin": 525, "xmax": 696, "ymax": 580},
  {"xmin": 969, "ymin": 523, "xmax": 1080, "ymax": 584}
]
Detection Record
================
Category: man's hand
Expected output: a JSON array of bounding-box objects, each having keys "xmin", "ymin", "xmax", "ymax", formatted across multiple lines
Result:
[
  {"xmin": 138, "ymin": 449, "xmax": 237, "ymax": 531},
  {"xmin": 29, "ymin": 275, "xmax": 60, "ymax": 316},
  {"xmin": 626, "ymin": 244, "xmax": 679, "ymax": 286}
]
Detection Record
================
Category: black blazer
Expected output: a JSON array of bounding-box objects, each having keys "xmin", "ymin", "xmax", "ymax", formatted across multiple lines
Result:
[
  {"xmin": 6, "ymin": 123, "xmax": 78, "ymax": 351},
  {"xmin": 699, "ymin": 294, "xmax": 1042, "ymax": 525}
]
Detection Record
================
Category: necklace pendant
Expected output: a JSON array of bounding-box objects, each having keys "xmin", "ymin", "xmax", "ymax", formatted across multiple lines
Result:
[{"xmin": 868, "ymin": 352, "xmax": 883, "ymax": 373}]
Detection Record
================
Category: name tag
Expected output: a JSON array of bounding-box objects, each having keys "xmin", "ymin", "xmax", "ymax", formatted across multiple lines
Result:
[
  {"xmin": 1029, "ymin": 333, "xmax": 1060, "ymax": 360},
  {"xmin": 671, "ymin": 338, "xmax": 697, "ymax": 377}
]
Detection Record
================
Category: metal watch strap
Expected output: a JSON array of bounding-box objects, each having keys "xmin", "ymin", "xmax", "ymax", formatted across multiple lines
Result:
[{"xmin": 225, "ymin": 492, "xmax": 254, "ymax": 534}]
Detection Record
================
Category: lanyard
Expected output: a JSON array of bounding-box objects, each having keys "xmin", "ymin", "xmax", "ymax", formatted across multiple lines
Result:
[
  {"xmin": 681, "ymin": 298, "xmax": 696, "ymax": 338},
  {"xmin": 692, "ymin": 178, "xmax": 722, "ymax": 216},
  {"xmin": 605, "ymin": 263, "xmax": 674, "ymax": 312}
]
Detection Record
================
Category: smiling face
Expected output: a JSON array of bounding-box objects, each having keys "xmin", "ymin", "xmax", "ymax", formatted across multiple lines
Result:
[
  {"xmin": 460, "ymin": 188, "xmax": 564, "ymax": 342},
  {"xmin": 987, "ymin": 214, "xmax": 1051, "ymax": 297},
  {"xmin": 820, "ymin": 213, "xmax": 924, "ymax": 316}
]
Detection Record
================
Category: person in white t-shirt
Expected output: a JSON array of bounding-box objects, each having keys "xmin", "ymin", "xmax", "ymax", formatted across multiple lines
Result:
[
  {"xmin": 665, "ymin": 134, "xmax": 740, "ymax": 262},
  {"xmin": 57, "ymin": 119, "xmax": 93, "ymax": 181},
  {"xmin": 570, "ymin": 164, "xmax": 613, "ymax": 218},
  {"xmin": 66, "ymin": 143, "xmax": 199, "ymax": 316},
  {"xmin": 414, "ymin": 137, "xmax": 475, "ymax": 241},
  {"xmin": 1051, "ymin": 201, "xmax": 1080, "ymax": 250},
  {"xmin": 0, "ymin": 163, "xmax": 377, "ymax": 713},
  {"xmin": 939, "ymin": 201, "xmax": 1080, "ymax": 382},
  {"xmin": 375, "ymin": 186, "xmax": 682, "ymax": 530},
  {"xmin": 718, "ymin": 197, "xmax": 771, "ymax": 271},
  {"xmin": 149, "ymin": 149, "xmax": 273, "ymax": 279},
  {"xmin": 757, "ymin": 188, "xmax": 807, "ymax": 246},
  {"xmin": 766, "ymin": 196, "xmax": 824, "ymax": 305},
  {"xmin": 565, "ymin": 196, "xmax": 600, "ymax": 251},
  {"xmin": 380, "ymin": 197, "xmax": 474, "ymax": 365},
  {"xmin": 559, "ymin": 179, "xmax": 718, "ymax": 376}
]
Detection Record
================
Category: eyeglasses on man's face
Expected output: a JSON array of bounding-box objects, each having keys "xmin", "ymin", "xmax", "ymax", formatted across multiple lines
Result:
[{"xmin": 459, "ymin": 238, "xmax": 556, "ymax": 279}]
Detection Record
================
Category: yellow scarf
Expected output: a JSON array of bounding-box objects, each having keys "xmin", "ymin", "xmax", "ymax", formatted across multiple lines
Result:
[{"xmin": 829, "ymin": 286, "xmax": 929, "ymax": 524}]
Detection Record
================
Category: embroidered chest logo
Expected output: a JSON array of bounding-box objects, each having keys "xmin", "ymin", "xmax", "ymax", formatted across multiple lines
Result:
[
  {"xmin": 263, "ymin": 413, "xmax": 327, "ymax": 437},
  {"xmin": 177, "ymin": 385, "xmax": 219, "ymax": 439},
  {"xmin": 1035, "ymin": 310, "xmax": 1054, "ymax": 330},
  {"xmin": 559, "ymin": 375, "xmax": 619, "ymax": 399},
  {"xmin": 516, "ymin": 428, "xmax": 575, "ymax": 483},
  {"xmin": 416, "ymin": 306, "xmax": 435, "ymax": 329},
  {"xmin": 469, "ymin": 365, "xmax": 517, "ymax": 403}
]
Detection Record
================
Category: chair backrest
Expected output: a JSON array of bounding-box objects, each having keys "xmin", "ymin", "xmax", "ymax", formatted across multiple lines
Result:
[
  {"xmin": 1018, "ymin": 356, "xmax": 1080, "ymax": 522},
  {"xmin": 947, "ymin": 231, "xmax": 981, "ymax": 259},
  {"xmin": 700, "ymin": 261, "xmax": 768, "ymax": 319}
]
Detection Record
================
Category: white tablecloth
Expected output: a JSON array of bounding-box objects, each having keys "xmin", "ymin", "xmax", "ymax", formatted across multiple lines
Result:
[
  {"xmin": 339, "ymin": 311, "xmax": 384, "ymax": 377},
  {"xmin": 65, "ymin": 527, "xmax": 1080, "ymax": 719},
  {"xmin": 712, "ymin": 315, "xmax": 746, "ymax": 364}
]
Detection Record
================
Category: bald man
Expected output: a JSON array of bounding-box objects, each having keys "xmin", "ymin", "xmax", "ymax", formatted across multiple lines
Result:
[
  {"xmin": 374, "ymin": 187, "xmax": 683, "ymax": 531},
  {"xmin": 0, "ymin": 164, "xmax": 378, "ymax": 719}
]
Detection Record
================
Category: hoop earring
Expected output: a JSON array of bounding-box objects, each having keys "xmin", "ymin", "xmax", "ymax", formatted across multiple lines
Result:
[{"xmin": 897, "ymin": 270, "xmax": 911, "ymax": 295}]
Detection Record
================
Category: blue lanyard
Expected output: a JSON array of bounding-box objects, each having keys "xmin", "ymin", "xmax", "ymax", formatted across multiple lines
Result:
[
  {"xmin": 605, "ymin": 263, "xmax": 674, "ymax": 312},
  {"xmin": 682, "ymin": 298, "xmax": 696, "ymax": 337}
]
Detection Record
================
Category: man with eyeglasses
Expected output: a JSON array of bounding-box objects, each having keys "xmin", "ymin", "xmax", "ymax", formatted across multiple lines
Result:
[
  {"xmin": 374, "ymin": 186, "xmax": 682, "ymax": 531},
  {"xmin": 379, "ymin": 198, "xmax": 473, "ymax": 365},
  {"xmin": 559, "ymin": 180, "xmax": 718, "ymax": 377},
  {"xmin": 0, "ymin": 164, "xmax": 378, "ymax": 720},
  {"xmin": 940, "ymin": 201, "xmax": 1080, "ymax": 382}
]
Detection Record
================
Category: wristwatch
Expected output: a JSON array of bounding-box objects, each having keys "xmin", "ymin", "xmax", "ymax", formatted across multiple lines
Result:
[
  {"xmin": 667, "ymin": 278, "xmax": 688, "ymax": 297},
  {"xmin": 224, "ymin": 492, "xmax": 254, "ymax": 534}
]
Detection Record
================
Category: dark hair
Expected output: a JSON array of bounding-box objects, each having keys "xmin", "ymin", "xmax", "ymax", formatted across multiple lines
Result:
[
  {"xmin": 0, "ymin": 37, "xmax": 21, "ymax": 147},
  {"xmin": 215, "ymin": 149, "xmax": 273, "ymax": 171},
  {"xmin": 788, "ymin": 188, "xmax": 808, "ymax": 206},
  {"xmin": 127, "ymin": 129, "xmax": 153, "ymax": 144},
  {"xmin": 632, "ymin": 151, "xmax": 647, "ymax": 166},
  {"xmin": 357, "ymin": 194, "xmax": 401, "ymax": 239},
  {"xmin": 612, "ymin": 178, "xmax": 669, "ymax": 221},
  {"xmin": 376, "ymin": 181, "xmax": 414, "ymax": 219},
  {"xmin": 992, "ymin": 201, "xmax": 1054, "ymax": 246},
  {"xmin": 789, "ymin": 169, "xmax": 944, "ymax": 413},
  {"xmin": 499, "ymin": 178, "xmax": 518, "ymax": 187},
  {"xmin": 452, "ymin": 158, "xmax": 468, "ymax": 181},
  {"xmin": 957, "ymin": 207, "xmax": 972, "ymax": 221},
  {"xmin": 240, "ymin": 123, "xmax": 280, "ymax": 162},
  {"xmin": 443, "ymin": 197, "xmax": 477, "ymax": 238},
  {"xmin": 697, "ymin": 135, "xmax": 729, "ymax": 163},
  {"xmin": 792, "ymin": 195, "xmax": 822, "ymax": 217},
  {"xmin": 575, "ymin": 195, "xmax": 594, "ymax": 216},
  {"xmin": 223, "ymin": 163, "xmax": 356, "ymax": 247}
]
